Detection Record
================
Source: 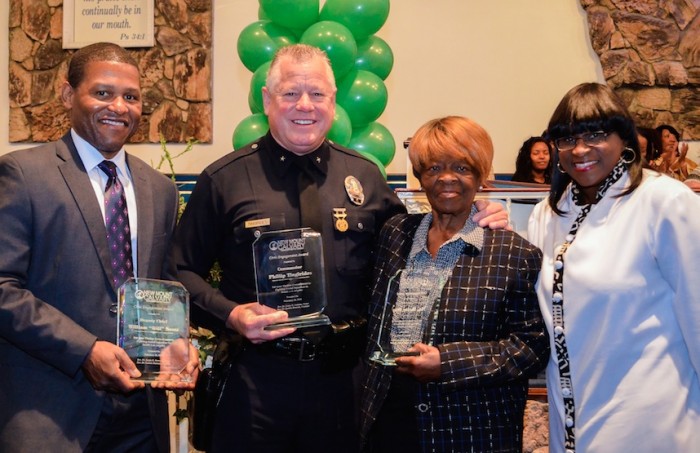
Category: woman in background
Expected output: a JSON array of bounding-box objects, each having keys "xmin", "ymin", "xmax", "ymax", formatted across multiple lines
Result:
[
  {"xmin": 649, "ymin": 124, "xmax": 697, "ymax": 180},
  {"xmin": 361, "ymin": 116, "xmax": 549, "ymax": 453},
  {"xmin": 511, "ymin": 136, "xmax": 553, "ymax": 184},
  {"xmin": 636, "ymin": 126, "xmax": 657, "ymax": 165},
  {"xmin": 529, "ymin": 83, "xmax": 700, "ymax": 452}
]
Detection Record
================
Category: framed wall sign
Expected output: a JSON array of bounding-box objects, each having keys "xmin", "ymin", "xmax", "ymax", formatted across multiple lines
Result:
[{"xmin": 63, "ymin": 0, "xmax": 155, "ymax": 49}]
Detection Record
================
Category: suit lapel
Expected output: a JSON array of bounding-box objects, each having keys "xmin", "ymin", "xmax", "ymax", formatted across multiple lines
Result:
[
  {"xmin": 56, "ymin": 134, "xmax": 116, "ymax": 291},
  {"xmin": 127, "ymin": 154, "xmax": 154, "ymax": 279}
]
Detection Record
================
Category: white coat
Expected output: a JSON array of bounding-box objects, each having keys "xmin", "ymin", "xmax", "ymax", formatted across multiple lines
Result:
[{"xmin": 529, "ymin": 170, "xmax": 700, "ymax": 452}]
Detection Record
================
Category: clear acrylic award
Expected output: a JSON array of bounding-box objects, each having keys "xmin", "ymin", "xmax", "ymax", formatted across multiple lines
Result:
[
  {"xmin": 117, "ymin": 278, "xmax": 192, "ymax": 383},
  {"xmin": 370, "ymin": 269, "xmax": 422, "ymax": 366},
  {"xmin": 253, "ymin": 228, "xmax": 331, "ymax": 330}
]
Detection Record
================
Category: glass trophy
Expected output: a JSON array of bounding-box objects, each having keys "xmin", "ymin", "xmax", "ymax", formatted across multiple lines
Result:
[
  {"xmin": 253, "ymin": 228, "xmax": 332, "ymax": 330},
  {"xmin": 117, "ymin": 278, "xmax": 192, "ymax": 383},
  {"xmin": 369, "ymin": 269, "xmax": 421, "ymax": 366}
]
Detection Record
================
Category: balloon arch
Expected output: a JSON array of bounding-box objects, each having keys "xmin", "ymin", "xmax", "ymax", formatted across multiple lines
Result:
[{"xmin": 232, "ymin": 0, "xmax": 395, "ymax": 175}]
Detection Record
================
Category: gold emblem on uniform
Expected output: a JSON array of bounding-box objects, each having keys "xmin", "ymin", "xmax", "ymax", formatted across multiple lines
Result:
[
  {"xmin": 245, "ymin": 218, "xmax": 271, "ymax": 228},
  {"xmin": 344, "ymin": 176, "xmax": 365, "ymax": 206},
  {"xmin": 333, "ymin": 208, "xmax": 349, "ymax": 232}
]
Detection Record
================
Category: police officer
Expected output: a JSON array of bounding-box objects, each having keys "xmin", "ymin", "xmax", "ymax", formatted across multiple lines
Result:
[{"xmin": 173, "ymin": 44, "xmax": 507, "ymax": 452}]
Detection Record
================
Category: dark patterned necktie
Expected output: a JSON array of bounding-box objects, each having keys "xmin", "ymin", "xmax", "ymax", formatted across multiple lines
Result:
[{"xmin": 98, "ymin": 161, "xmax": 134, "ymax": 288}]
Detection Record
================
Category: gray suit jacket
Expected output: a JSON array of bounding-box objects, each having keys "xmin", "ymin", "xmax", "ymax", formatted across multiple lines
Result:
[{"xmin": 0, "ymin": 134, "xmax": 179, "ymax": 452}]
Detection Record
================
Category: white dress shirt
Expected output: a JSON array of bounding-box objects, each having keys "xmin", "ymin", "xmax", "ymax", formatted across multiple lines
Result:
[{"xmin": 71, "ymin": 129, "xmax": 139, "ymax": 276}]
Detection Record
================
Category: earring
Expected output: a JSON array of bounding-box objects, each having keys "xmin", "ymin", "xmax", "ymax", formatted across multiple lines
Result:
[
  {"xmin": 556, "ymin": 162, "xmax": 567, "ymax": 174},
  {"xmin": 621, "ymin": 147, "xmax": 636, "ymax": 165}
]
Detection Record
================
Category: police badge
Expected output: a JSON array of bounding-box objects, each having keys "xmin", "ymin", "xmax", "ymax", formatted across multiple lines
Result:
[{"xmin": 344, "ymin": 176, "xmax": 365, "ymax": 206}]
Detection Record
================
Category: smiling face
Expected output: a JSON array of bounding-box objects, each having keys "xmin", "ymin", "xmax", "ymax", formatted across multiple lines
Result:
[
  {"xmin": 530, "ymin": 141, "xmax": 551, "ymax": 172},
  {"xmin": 262, "ymin": 55, "xmax": 336, "ymax": 155},
  {"xmin": 419, "ymin": 157, "xmax": 480, "ymax": 220},
  {"xmin": 660, "ymin": 128, "xmax": 679, "ymax": 155},
  {"xmin": 558, "ymin": 131, "xmax": 624, "ymax": 203},
  {"xmin": 61, "ymin": 60, "xmax": 142, "ymax": 159},
  {"xmin": 409, "ymin": 116, "xmax": 492, "ymax": 222}
]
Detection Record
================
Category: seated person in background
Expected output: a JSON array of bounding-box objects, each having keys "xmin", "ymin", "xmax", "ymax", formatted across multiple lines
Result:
[
  {"xmin": 636, "ymin": 126, "xmax": 658, "ymax": 166},
  {"xmin": 360, "ymin": 116, "xmax": 549, "ymax": 453},
  {"xmin": 650, "ymin": 124, "xmax": 697, "ymax": 180},
  {"xmin": 511, "ymin": 136, "xmax": 552, "ymax": 184}
]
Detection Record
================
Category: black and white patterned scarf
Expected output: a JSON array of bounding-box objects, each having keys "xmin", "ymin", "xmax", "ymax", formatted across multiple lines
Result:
[{"xmin": 551, "ymin": 158, "xmax": 627, "ymax": 451}]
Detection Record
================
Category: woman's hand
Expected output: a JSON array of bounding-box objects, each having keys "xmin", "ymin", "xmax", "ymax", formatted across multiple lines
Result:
[{"xmin": 394, "ymin": 343, "xmax": 441, "ymax": 383}]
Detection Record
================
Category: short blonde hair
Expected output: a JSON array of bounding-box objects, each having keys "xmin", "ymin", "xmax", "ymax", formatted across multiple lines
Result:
[
  {"xmin": 408, "ymin": 116, "xmax": 494, "ymax": 183},
  {"xmin": 266, "ymin": 44, "xmax": 336, "ymax": 92}
]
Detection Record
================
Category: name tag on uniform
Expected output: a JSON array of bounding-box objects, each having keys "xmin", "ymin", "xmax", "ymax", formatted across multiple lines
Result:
[{"xmin": 245, "ymin": 218, "xmax": 271, "ymax": 229}]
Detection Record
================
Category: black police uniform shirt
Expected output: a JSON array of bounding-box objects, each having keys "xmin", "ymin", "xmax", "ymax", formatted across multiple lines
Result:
[{"xmin": 174, "ymin": 132, "xmax": 406, "ymax": 328}]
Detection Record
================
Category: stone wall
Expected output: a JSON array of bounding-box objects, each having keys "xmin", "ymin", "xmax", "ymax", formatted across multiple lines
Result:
[
  {"xmin": 9, "ymin": 0, "xmax": 212, "ymax": 144},
  {"xmin": 524, "ymin": 399, "xmax": 549, "ymax": 453},
  {"xmin": 10, "ymin": 1, "xmax": 697, "ymax": 144},
  {"xmin": 580, "ymin": 0, "xmax": 700, "ymax": 139}
]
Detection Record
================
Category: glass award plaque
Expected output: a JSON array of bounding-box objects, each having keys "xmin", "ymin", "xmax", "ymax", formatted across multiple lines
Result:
[
  {"xmin": 370, "ymin": 269, "xmax": 421, "ymax": 366},
  {"xmin": 117, "ymin": 278, "xmax": 192, "ymax": 383},
  {"xmin": 253, "ymin": 228, "xmax": 331, "ymax": 330}
]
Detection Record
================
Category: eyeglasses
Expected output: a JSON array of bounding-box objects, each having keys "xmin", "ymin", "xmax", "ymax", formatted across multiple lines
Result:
[{"xmin": 554, "ymin": 131, "xmax": 609, "ymax": 151}]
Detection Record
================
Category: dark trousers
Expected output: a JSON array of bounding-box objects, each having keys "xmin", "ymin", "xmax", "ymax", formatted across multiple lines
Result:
[
  {"xmin": 211, "ymin": 346, "xmax": 359, "ymax": 453},
  {"xmin": 365, "ymin": 373, "xmax": 420, "ymax": 453},
  {"xmin": 85, "ymin": 389, "xmax": 166, "ymax": 453}
]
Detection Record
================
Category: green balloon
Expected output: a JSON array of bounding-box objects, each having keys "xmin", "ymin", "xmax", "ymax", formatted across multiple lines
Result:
[
  {"xmin": 237, "ymin": 21, "xmax": 297, "ymax": 72},
  {"xmin": 300, "ymin": 21, "xmax": 357, "ymax": 80},
  {"xmin": 320, "ymin": 0, "xmax": 390, "ymax": 41},
  {"xmin": 259, "ymin": 0, "xmax": 320, "ymax": 31},
  {"xmin": 248, "ymin": 61, "xmax": 271, "ymax": 114},
  {"xmin": 359, "ymin": 151, "xmax": 387, "ymax": 179},
  {"xmin": 257, "ymin": 6, "xmax": 269, "ymax": 20},
  {"xmin": 290, "ymin": 27, "xmax": 308, "ymax": 40},
  {"xmin": 348, "ymin": 122, "xmax": 395, "ymax": 166},
  {"xmin": 247, "ymin": 90, "xmax": 261, "ymax": 114},
  {"xmin": 355, "ymin": 35, "xmax": 393, "ymax": 80},
  {"xmin": 336, "ymin": 69, "xmax": 388, "ymax": 127},
  {"xmin": 327, "ymin": 104, "xmax": 352, "ymax": 146},
  {"xmin": 232, "ymin": 114, "xmax": 269, "ymax": 150}
]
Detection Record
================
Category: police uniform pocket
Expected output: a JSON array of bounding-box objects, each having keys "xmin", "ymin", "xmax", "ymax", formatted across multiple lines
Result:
[{"xmin": 335, "ymin": 210, "xmax": 376, "ymax": 274}]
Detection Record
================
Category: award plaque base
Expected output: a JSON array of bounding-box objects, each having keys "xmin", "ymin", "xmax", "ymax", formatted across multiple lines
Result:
[
  {"xmin": 264, "ymin": 313, "xmax": 332, "ymax": 331},
  {"xmin": 369, "ymin": 350, "xmax": 421, "ymax": 367}
]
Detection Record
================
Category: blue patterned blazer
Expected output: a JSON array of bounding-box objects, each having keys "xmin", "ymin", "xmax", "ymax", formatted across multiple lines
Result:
[{"xmin": 360, "ymin": 213, "xmax": 549, "ymax": 452}]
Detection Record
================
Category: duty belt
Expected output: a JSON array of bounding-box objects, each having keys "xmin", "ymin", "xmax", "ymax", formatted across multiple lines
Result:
[
  {"xmin": 269, "ymin": 337, "xmax": 319, "ymax": 362},
  {"xmin": 254, "ymin": 318, "xmax": 367, "ymax": 363}
]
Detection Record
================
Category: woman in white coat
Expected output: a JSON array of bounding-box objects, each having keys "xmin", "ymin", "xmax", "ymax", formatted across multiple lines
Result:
[{"xmin": 528, "ymin": 82, "xmax": 700, "ymax": 453}]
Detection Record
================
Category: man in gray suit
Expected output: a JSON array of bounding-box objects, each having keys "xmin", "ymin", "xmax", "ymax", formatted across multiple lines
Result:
[{"xmin": 0, "ymin": 42, "xmax": 197, "ymax": 452}]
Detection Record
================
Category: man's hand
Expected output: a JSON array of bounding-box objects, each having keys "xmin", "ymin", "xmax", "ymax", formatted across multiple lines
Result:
[
  {"xmin": 473, "ymin": 199, "xmax": 511, "ymax": 230},
  {"xmin": 151, "ymin": 341, "xmax": 200, "ymax": 392},
  {"xmin": 394, "ymin": 343, "xmax": 441, "ymax": 383},
  {"xmin": 82, "ymin": 340, "xmax": 144, "ymax": 393},
  {"xmin": 226, "ymin": 302, "xmax": 295, "ymax": 344}
]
